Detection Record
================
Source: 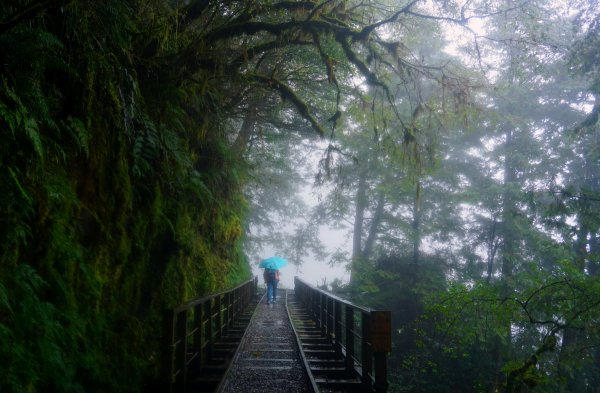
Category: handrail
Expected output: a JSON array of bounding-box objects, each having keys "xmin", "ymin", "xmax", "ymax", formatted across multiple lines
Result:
[
  {"xmin": 294, "ymin": 276, "xmax": 392, "ymax": 393},
  {"xmin": 295, "ymin": 276, "xmax": 374, "ymax": 313},
  {"xmin": 172, "ymin": 278, "xmax": 258, "ymax": 313},
  {"xmin": 162, "ymin": 277, "xmax": 258, "ymax": 392}
]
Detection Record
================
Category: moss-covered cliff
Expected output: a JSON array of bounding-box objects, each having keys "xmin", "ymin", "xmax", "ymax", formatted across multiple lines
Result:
[{"xmin": 0, "ymin": 2, "xmax": 250, "ymax": 391}]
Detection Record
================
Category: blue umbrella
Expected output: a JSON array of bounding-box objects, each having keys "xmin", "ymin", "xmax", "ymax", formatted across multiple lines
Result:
[{"xmin": 259, "ymin": 256, "xmax": 288, "ymax": 270}]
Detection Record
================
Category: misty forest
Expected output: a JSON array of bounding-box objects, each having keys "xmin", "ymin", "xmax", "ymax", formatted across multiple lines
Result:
[{"xmin": 1, "ymin": 0, "xmax": 600, "ymax": 392}]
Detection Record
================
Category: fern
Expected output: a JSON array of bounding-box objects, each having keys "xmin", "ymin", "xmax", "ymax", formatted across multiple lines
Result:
[
  {"xmin": 7, "ymin": 167, "xmax": 33, "ymax": 205},
  {"xmin": 188, "ymin": 169, "xmax": 213, "ymax": 204},
  {"xmin": 160, "ymin": 124, "xmax": 190, "ymax": 169},
  {"xmin": 65, "ymin": 116, "xmax": 90, "ymax": 157},
  {"xmin": 0, "ymin": 282, "xmax": 11, "ymax": 314},
  {"xmin": 1, "ymin": 81, "xmax": 44, "ymax": 160},
  {"xmin": 0, "ymin": 264, "xmax": 85, "ymax": 393},
  {"xmin": 24, "ymin": 117, "xmax": 43, "ymax": 159},
  {"xmin": 132, "ymin": 115, "xmax": 160, "ymax": 178}
]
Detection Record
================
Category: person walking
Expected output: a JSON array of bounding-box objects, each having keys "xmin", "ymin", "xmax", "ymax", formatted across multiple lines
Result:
[
  {"xmin": 263, "ymin": 268, "xmax": 280, "ymax": 304},
  {"xmin": 259, "ymin": 256, "xmax": 287, "ymax": 305}
]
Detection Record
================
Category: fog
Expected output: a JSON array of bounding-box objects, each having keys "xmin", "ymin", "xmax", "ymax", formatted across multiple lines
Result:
[
  {"xmin": 252, "ymin": 225, "xmax": 350, "ymax": 289},
  {"xmin": 239, "ymin": 2, "xmax": 600, "ymax": 389}
]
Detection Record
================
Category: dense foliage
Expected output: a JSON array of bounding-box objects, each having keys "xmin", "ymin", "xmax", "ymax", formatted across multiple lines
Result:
[{"xmin": 0, "ymin": 1, "xmax": 252, "ymax": 391}]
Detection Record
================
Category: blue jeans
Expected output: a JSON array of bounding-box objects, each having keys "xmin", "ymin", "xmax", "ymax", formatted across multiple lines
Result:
[{"xmin": 267, "ymin": 280, "xmax": 279, "ymax": 303}]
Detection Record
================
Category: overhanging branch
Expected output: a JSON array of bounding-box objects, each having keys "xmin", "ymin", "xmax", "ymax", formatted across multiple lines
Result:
[{"xmin": 251, "ymin": 74, "xmax": 325, "ymax": 136}]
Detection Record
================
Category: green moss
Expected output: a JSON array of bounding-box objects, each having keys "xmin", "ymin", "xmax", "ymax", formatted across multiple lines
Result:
[{"xmin": 0, "ymin": 2, "xmax": 252, "ymax": 392}]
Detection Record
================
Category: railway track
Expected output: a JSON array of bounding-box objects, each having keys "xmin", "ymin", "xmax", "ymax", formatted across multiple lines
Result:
[
  {"xmin": 218, "ymin": 290, "xmax": 314, "ymax": 393},
  {"xmin": 216, "ymin": 289, "xmax": 378, "ymax": 393}
]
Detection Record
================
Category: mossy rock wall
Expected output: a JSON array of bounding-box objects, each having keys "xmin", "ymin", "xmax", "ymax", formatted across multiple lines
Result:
[{"xmin": 0, "ymin": 1, "xmax": 250, "ymax": 392}]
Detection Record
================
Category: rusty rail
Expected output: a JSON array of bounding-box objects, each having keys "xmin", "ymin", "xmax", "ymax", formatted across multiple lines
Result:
[
  {"xmin": 162, "ymin": 277, "xmax": 258, "ymax": 392},
  {"xmin": 294, "ymin": 276, "xmax": 392, "ymax": 393}
]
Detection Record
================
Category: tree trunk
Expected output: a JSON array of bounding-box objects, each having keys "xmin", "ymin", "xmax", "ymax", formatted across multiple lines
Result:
[
  {"xmin": 350, "ymin": 164, "xmax": 368, "ymax": 285},
  {"xmin": 486, "ymin": 215, "xmax": 499, "ymax": 283},
  {"xmin": 231, "ymin": 103, "xmax": 258, "ymax": 155},
  {"xmin": 589, "ymin": 233, "xmax": 600, "ymax": 276},
  {"xmin": 501, "ymin": 127, "xmax": 517, "ymax": 284},
  {"xmin": 363, "ymin": 190, "xmax": 385, "ymax": 260},
  {"xmin": 493, "ymin": 125, "xmax": 518, "ymax": 393},
  {"xmin": 412, "ymin": 180, "xmax": 422, "ymax": 265}
]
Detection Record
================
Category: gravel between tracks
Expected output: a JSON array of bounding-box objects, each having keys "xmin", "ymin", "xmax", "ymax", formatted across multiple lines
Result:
[{"xmin": 221, "ymin": 290, "xmax": 313, "ymax": 393}]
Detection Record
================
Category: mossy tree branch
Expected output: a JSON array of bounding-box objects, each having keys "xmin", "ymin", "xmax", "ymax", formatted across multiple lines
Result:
[
  {"xmin": 353, "ymin": 0, "xmax": 420, "ymax": 40},
  {"xmin": 172, "ymin": 1, "xmax": 463, "ymax": 139},
  {"xmin": 251, "ymin": 74, "xmax": 325, "ymax": 137},
  {"xmin": 229, "ymin": 39, "xmax": 314, "ymax": 71}
]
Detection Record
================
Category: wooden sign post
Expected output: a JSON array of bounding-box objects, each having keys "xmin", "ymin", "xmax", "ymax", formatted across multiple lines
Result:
[{"xmin": 371, "ymin": 310, "xmax": 391, "ymax": 393}]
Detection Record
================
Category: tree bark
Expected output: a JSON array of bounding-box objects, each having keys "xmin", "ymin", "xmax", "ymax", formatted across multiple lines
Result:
[
  {"xmin": 231, "ymin": 103, "xmax": 258, "ymax": 155},
  {"xmin": 486, "ymin": 215, "xmax": 499, "ymax": 283},
  {"xmin": 363, "ymin": 190, "xmax": 385, "ymax": 260},
  {"xmin": 412, "ymin": 180, "xmax": 422, "ymax": 265},
  {"xmin": 501, "ymin": 127, "xmax": 517, "ymax": 284},
  {"xmin": 350, "ymin": 163, "xmax": 368, "ymax": 285}
]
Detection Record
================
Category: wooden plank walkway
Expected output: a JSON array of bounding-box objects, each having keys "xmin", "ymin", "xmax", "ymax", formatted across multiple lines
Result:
[{"xmin": 220, "ymin": 289, "xmax": 316, "ymax": 393}]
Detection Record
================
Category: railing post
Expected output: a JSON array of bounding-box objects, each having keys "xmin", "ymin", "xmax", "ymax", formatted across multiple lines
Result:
[
  {"xmin": 226, "ymin": 292, "xmax": 233, "ymax": 330},
  {"xmin": 194, "ymin": 303, "xmax": 204, "ymax": 368},
  {"xmin": 162, "ymin": 309, "xmax": 176, "ymax": 392},
  {"xmin": 334, "ymin": 299, "xmax": 342, "ymax": 354},
  {"xmin": 205, "ymin": 300, "xmax": 212, "ymax": 361},
  {"xmin": 345, "ymin": 306, "xmax": 355, "ymax": 373},
  {"xmin": 320, "ymin": 293, "xmax": 326, "ymax": 333},
  {"xmin": 233, "ymin": 288, "xmax": 238, "ymax": 317},
  {"xmin": 236, "ymin": 282, "xmax": 243, "ymax": 310},
  {"xmin": 314, "ymin": 290, "xmax": 320, "ymax": 330},
  {"xmin": 232, "ymin": 290, "xmax": 237, "ymax": 320},
  {"xmin": 241, "ymin": 279, "xmax": 254, "ymax": 309},
  {"xmin": 254, "ymin": 276, "xmax": 258, "ymax": 300},
  {"xmin": 215, "ymin": 295, "xmax": 223, "ymax": 338},
  {"xmin": 309, "ymin": 283, "xmax": 315, "ymax": 319},
  {"xmin": 223, "ymin": 292, "xmax": 229, "ymax": 331},
  {"xmin": 245, "ymin": 280, "xmax": 248, "ymax": 302},
  {"xmin": 232, "ymin": 290, "xmax": 236, "ymax": 321},
  {"xmin": 371, "ymin": 311, "xmax": 392, "ymax": 393},
  {"xmin": 327, "ymin": 297, "xmax": 334, "ymax": 340},
  {"xmin": 361, "ymin": 311, "xmax": 373, "ymax": 389},
  {"xmin": 312, "ymin": 287, "xmax": 318, "ymax": 322},
  {"xmin": 174, "ymin": 310, "xmax": 188, "ymax": 392}
]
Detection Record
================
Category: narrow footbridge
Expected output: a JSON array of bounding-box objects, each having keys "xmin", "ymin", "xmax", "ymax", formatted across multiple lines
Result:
[{"xmin": 162, "ymin": 277, "xmax": 392, "ymax": 393}]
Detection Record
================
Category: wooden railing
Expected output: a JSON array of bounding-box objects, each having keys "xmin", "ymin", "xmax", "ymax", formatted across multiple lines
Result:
[
  {"xmin": 294, "ymin": 277, "xmax": 392, "ymax": 393},
  {"xmin": 161, "ymin": 277, "xmax": 258, "ymax": 392}
]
